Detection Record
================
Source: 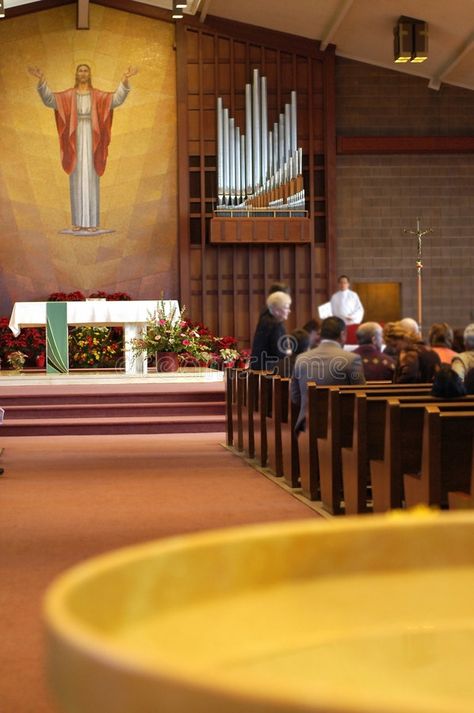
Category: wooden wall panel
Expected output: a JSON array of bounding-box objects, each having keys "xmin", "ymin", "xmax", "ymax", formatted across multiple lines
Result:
[{"xmin": 177, "ymin": 17, "xmax": 336, "ymax": 346}]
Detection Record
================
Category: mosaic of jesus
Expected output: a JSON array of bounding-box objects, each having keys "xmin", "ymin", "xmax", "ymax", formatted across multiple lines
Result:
[{"xmin": 28, "ymin": 63, "xmax": 138, "ymax": 235}]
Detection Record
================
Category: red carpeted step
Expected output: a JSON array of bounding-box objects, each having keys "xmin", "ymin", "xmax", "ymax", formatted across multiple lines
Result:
[
  {"xmin": 0, "ymin": 382, "xmax": 224, "ymax": 406},
  {"xmin": 0, "ymin": 381, "xmax": 225, "ymax": 434},
  {"xmin": 0, "ymin": 415, "xmax": 225, "ymax": 436},
  {"xmin": 3, "ymin": 401, "xmax": 225, "ymax": 419}
]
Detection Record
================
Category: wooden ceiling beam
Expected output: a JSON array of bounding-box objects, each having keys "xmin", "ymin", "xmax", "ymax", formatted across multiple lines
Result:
[
  {"xmin": 429, "ymin": 32, "xmax": 474, "ymax": 90},
  {"xmin": 199, "ymin": 0, "xmax": 212, "ymax": 23},
  {"xmin": 77, "ymin": 0, "xmax": 89, "ymax": 29},
  {"xmin": 320, "ymin": 0, "xmax": 353, "ymax": 52}
]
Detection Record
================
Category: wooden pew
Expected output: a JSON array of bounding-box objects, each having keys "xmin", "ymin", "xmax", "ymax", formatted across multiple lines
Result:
[
  {"xmin": 448, "ymin": 434, "xmax": 474, "ymax": 509},
  {"xmin": 297, "ymin": 382, "xmax": 431, "ymax": 505},
  {"xmin": 225, "ymin": 367, "xmax": 234, "ymax": 447},
  {"xmin": 341, "ymin": 387, "xmax": 433, "ymax": 515},
  {"xmin": 371, "ymin": 398, "xmax": 474, "ymax": 512},
  {"xmin": 318, "ymin": 384, "xmax": 432, "ymax": 515},
  {"xmin": 242, "ymin": 370, "xmax": 259, "ymax": 459},
  {"xmin": 253, "ymin": 372, "xmax": 272, "ymax": 468},
  {"xmin": 404, "ymin": 407, "xmax": 474, "ymax": 508},
  {"xmin": 266, "ymin": 376, "xmax": 290, "ymax": 477},
  {"xmin": 297, "ymin": 382, "xmax": 325, "ymax": 501},
  {"xmin": 239, "ymin": 369, "xmax": 250, "ymax": 457},
  {"xmin": 282, "ymin": 388, "xmax": 300, "ymax": 488},
  {"xmin": 231, "ymin": 368, "xmax": 245, "ymax": 452}
]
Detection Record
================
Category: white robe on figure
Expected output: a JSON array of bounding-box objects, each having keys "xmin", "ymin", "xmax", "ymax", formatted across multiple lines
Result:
[
  {"xmin": 38, "ymin": 82, "xmax": 130, "ymax": 228},
  {"xmin": 330, "ymin": 289, "xmax": 364, "ymax": 324}
]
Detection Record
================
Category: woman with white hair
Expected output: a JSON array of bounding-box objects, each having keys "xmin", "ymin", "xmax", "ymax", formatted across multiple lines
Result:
[
  {"xmin": 250, "ymin": 291, "xmax": 292, "ymax": 370},
  {"xmin": 451, "ymin": 324, "xmax": 474, "ymax": 380}
]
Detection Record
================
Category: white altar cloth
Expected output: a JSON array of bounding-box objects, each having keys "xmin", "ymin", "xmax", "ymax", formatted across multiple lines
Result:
[{"xmin": 9, "ymin": 300, "xmax": 180, "ymax": 375}]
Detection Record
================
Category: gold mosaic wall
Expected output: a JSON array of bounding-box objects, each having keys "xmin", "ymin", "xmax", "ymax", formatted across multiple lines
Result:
[{"xmin": 0, "ymin": 5, "xmax": 177, "ymax": 311}]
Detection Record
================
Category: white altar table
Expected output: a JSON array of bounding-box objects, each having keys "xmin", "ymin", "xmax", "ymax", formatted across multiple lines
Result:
[{"xmin": 9, "ymin": 300, "xmax": 180, "ymax": 375}]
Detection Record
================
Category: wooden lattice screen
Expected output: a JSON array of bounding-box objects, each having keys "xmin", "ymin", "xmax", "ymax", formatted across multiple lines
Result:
[{"xmin": 176, "ymin": 16, "xmax": 336, "ymax": 345}]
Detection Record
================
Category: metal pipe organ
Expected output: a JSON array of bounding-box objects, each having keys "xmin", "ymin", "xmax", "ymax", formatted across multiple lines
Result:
[{"xmin": 216, "ymin": 69, "xmax": 306, "ymax": 216}]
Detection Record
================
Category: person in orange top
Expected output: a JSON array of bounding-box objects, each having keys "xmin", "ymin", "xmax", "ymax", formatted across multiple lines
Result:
[
  {"xmin": 28, "ymin": 63, "xmax": 137, "ymax": 232},
  {"xmin": 428, "ymin": 322, "xmax": 458, "ymax": 364}
]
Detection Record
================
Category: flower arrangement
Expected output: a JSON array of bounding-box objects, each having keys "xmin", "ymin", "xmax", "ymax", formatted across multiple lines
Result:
[
  {"xmin": 48, "ymin": 291, "xmax": 132, "ymax": 302},
  {"xmin": 48, "ymin": 291, "xmax": 86, "ymax": 301},
  {"xmin": 182, "ymin": 320, "xmax": 247, "ymax": 368},
  {"xmin": 0, "ymin": 318, "xmax": 46, "ymax": 367},
  {"xmin": 69, "ymin": 326, "xmax": 121, "ymax": 368},
  {"xmin": 7, "ymin": 350, "xmax": 27, "ymax": 372},
  {"xmin": 47, "ymin": 290, "xmax": 132, "ymax": 368},
  {"xmin": 130, "ymin": 302, "xmax": 212, "ymax": 364}
]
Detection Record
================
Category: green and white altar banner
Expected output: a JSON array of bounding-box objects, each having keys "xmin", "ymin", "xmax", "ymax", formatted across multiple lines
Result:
[{"xmin": 46, "ymin": 302, "xmax": 69, "ymax": 374}]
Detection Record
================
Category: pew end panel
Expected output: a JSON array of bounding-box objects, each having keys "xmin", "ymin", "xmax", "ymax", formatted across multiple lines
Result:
[
  {"xmin": 317, "ymin": 387, "xmax": 348, "ymax": 516},
  {"xmin": 404, "ymin": 408, "xmax": 474, "ymax": 509},
  {"xmin": 449, "ymin": 435, "xmax": 474, "ymax": 509},
  {"xmin": 267, "ymin": 376, "xmax": 287, "ymax": 478},
  {"xmin": 254, "ymin": 373, "xmax": 273, "ymax": 468},
  {"xmin": 282, "ymin": 395, "xmax": 301, "ymax": 488},
  {"xmin": 225, "ymin": 368, "xmax": 234, "ymax": 447},
  {"xmin": 298, "ymin": 382, "xmax": 320, "ymax": 501},
  {"xmin": 243, "ymin": 371, "xmax": 259, "ymax": 459}
]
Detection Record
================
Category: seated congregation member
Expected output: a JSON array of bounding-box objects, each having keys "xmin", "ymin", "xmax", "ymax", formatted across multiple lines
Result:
[
  {"xmin": 428, "ymin": 322, "xmax": 458, "ymax": 364},
  {"xmin": 291, "ymin": 316, "xmax": 366, "ymax": 431},
  {"xmin": 276, "ymin": 328, "xmax": 310, "ymax": 378},
  {"xmin": 250, "ymin": 291, "xmax": 291, "ymax": 371},
  {"xmin": 302, "ymin": 318, "xmax": 321, "ymax": 348},
  {"xmin": 399, "ymin": 317, "xmax": 421, "ymax": 337},
  {"xmin": 452, "ymin": 327, "xmax": 465, "ymax": 353},
  {"xmin": 353, "ymin": 322, "xmax": 395, "ymax": 381},
  {"xmin": 464, "ymin": 367, "xmax": 474, "ymax": 394},
  {"xmin": 389, "ymin": 321, "xmax": 441, "ymax": 383},
  {"xmin": 451, "ymin": 324, "xmax": 474, "ymax": 381},
  {"xmin": 431, "ymin": 364, "xmax": 466, "ymax": 399},
  {"xmin": 382, "ymin": 321, "xmax": 398, "ymax": 358},
  {"xmin": 330, "ymin": 274, "xmax": 364, "ymax": 325}
]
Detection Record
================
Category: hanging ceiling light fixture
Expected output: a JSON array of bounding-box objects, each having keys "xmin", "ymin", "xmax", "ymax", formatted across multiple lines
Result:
[{"xmin": 394, "ymin": 16, "xmax": 428, "ymax": 64}]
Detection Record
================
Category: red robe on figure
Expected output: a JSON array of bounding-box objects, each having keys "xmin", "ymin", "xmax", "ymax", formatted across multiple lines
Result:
[{"xmin": 53, "ymin": 89, "xmax": 114, "ymax": 177}]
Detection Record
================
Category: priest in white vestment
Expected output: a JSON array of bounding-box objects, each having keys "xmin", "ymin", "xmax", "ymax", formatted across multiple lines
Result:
[
  {"xmin": 330, "ymin": 275, "xmax": 364, "ymax": 325},
  {"xmin": 28, "ymin": 64, "xmax": 137, "ymax": 232}
]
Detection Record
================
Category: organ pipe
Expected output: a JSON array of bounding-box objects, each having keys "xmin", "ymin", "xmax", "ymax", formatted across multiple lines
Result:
[
  {"xmin": 229, "ymin": 117, "xmax": 235, "ymax": 205},
  {"xmin": 245, "ymin": 83, "xmax": 253, "ymax": 195},
  {"xmin": 278, "ymin": 114, "xmax": 285, "ymax": 172},
  {"xmin": 290, "ymin": 91, "xmax": 297, "ymax": 156},
  {"xmin": 240, "ymin": 134, "xmax": 246, "ymax": 200},
  {"xmin": 284, "ymin": 103, "xmax": 291, "ymax": 164},
  {"xmin": 235, "ymin": 126, "xmax": 241, "ymax": 205},
  {"xmin": 223, "ymin": 107, "xmax": 230, "ymax": 206},
  {"xmin": 216, "ymin": 69, "xmax": 306, "ymax": 213},
  {"xmin": 252, "ymin": 68, "xmax": 261, "ymax": 190},
  {"xmin": 261, "ymin": 75, "xmax": 268, "ymax": 183},
  {"xmin": 217, "ymin": 97, "xmax": 224, "ymax": 206}
]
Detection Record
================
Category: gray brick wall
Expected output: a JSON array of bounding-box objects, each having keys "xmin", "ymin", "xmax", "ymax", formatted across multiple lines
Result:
[
  {"xmin": 337, "ymin": 57, "xmax": 474, "ymax": 136},
  {"xmin": 335, "ymin": 58, "xmax": 474, "ymax": 333}
]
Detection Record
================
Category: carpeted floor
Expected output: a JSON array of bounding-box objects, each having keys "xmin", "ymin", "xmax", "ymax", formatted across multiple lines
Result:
[{"xmin": 0, "ymin": 432, "xmax": 319, "ymax": 713}]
